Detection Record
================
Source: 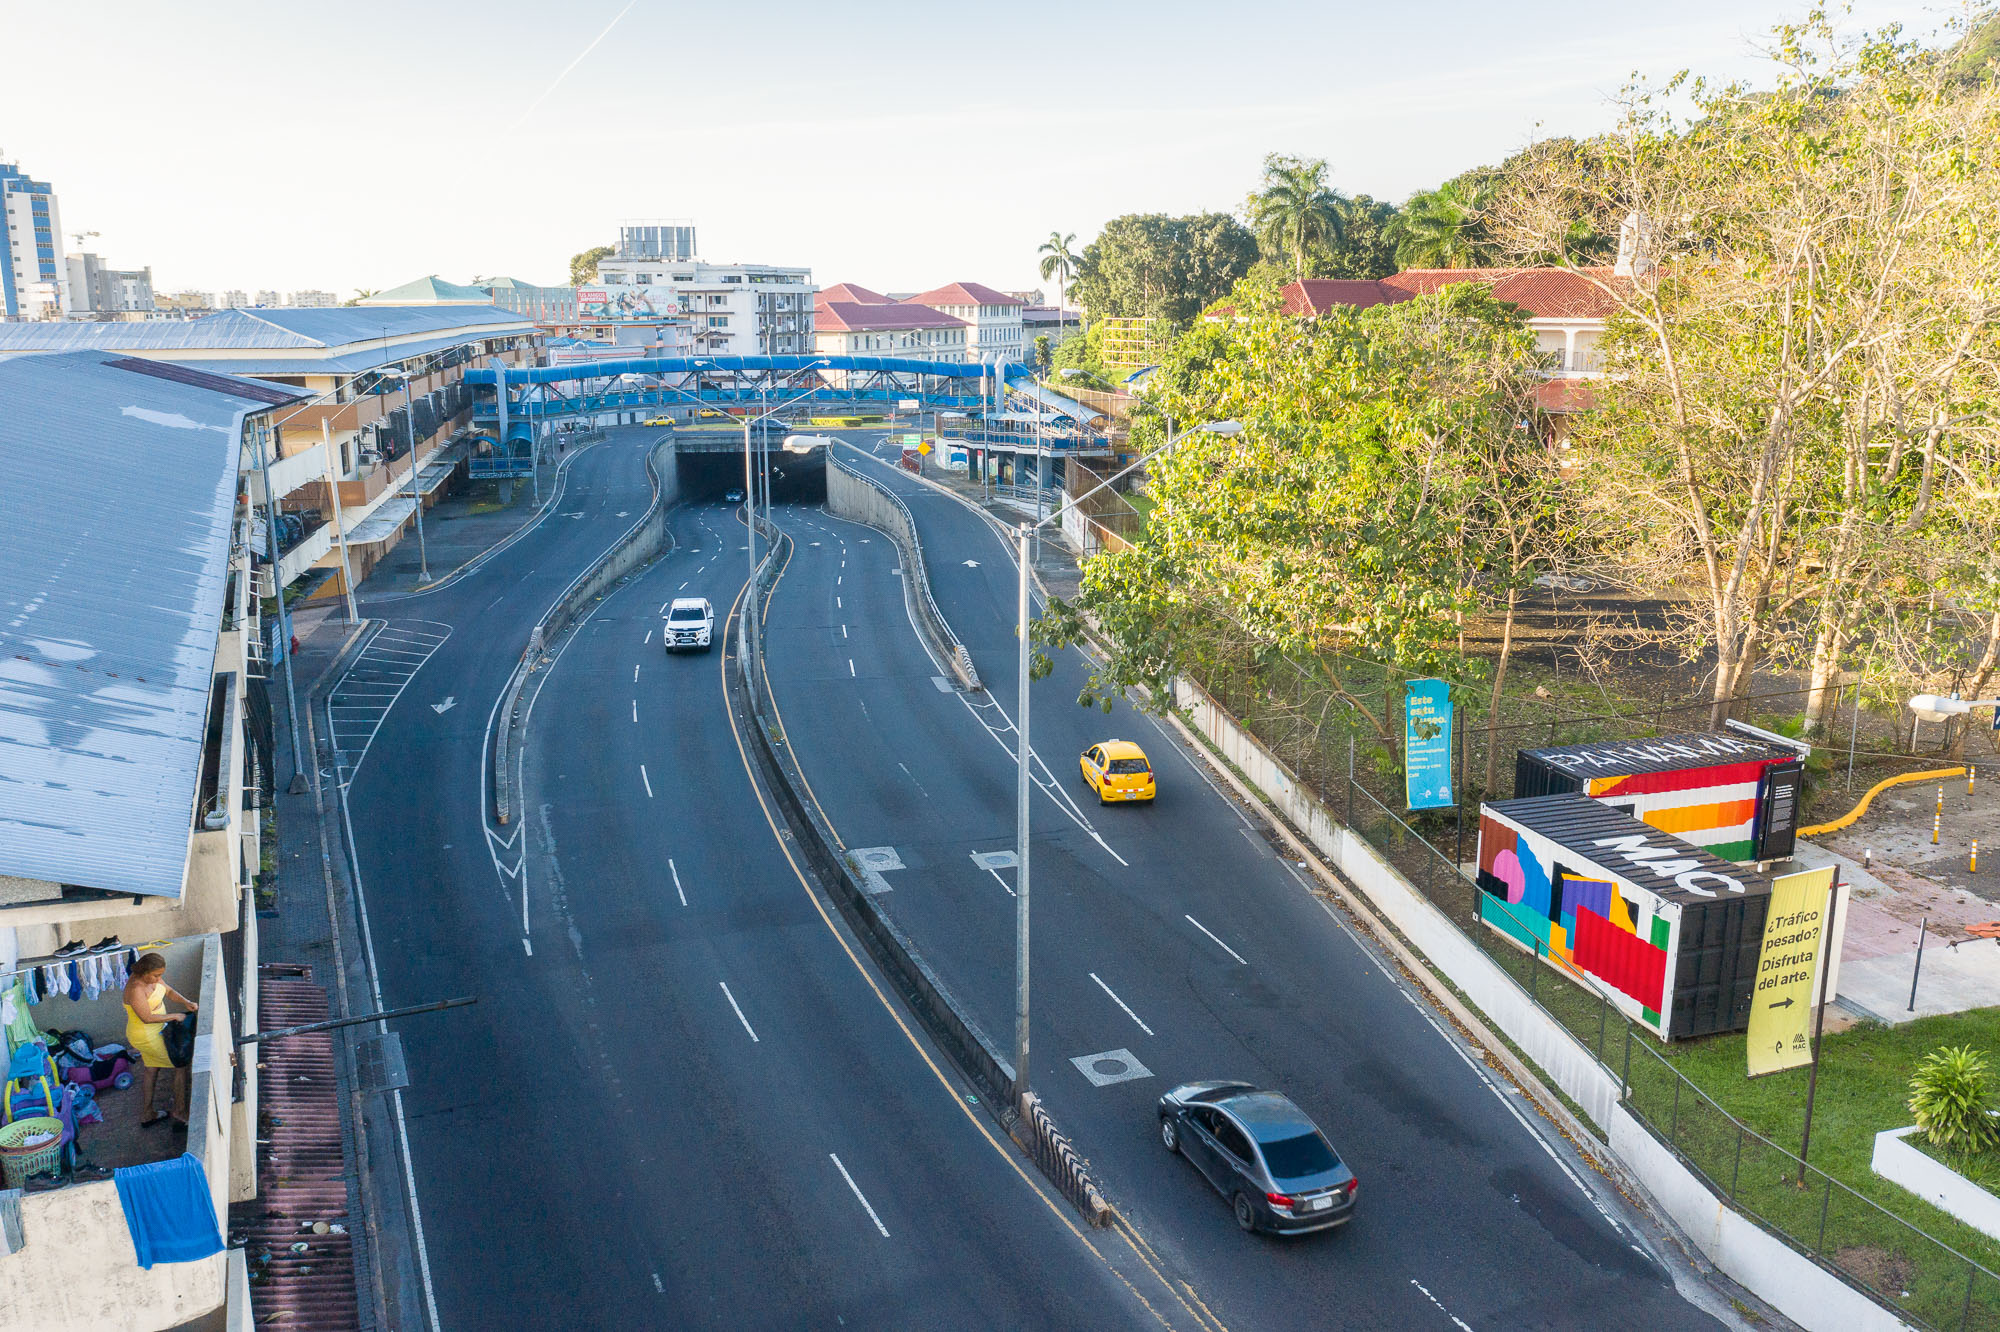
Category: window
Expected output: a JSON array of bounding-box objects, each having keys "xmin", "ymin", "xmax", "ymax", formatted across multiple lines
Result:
[
  {"xmin": 1107, "ymin": 758, "xmax": 1148, "ymax": 774},
  {"xmin": 1258, "ymin": 1132, "xmax": 1340, "ymax": 1181},
  {"xmin": 1214, "ymin": 1119, "xmax": 1254, "ymax": 1163}
]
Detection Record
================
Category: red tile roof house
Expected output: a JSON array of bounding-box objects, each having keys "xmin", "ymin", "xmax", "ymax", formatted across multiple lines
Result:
[
  {"xmin": 1222, "ymin": 268, "xmax": 1633, "ymax": 417},
  {"xmin": 811, "ymin": 293, "xmax": 971, "ymax": 366},
  {"xmin": 904, "ymin": 281, "xmax": 1026, "ymax": 362}
]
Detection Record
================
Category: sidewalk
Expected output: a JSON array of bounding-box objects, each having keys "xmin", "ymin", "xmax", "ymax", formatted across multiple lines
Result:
[{"xmin": 361, "ymin": 451, "xmax": 560, "ymax": 598}]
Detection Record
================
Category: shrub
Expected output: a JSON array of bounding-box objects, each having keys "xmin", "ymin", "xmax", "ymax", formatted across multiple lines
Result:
[{"xmin": 1909, "ymin": 1046, "xmax": 2000, "ymax": 1154}]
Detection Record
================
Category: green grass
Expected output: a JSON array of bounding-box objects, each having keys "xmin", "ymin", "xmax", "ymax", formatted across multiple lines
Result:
[{"xmin": 1621, "ymin": 1011, "xmax": 2000, "ymax": 1327}]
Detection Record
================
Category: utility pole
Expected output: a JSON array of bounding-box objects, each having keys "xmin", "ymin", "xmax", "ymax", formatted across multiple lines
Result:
[
  {"xmin": 1013, "ymin": 521, "xmax": 1034, "ymax": 1095},
  {"xmin": 250, "ymin": 416, "xmax": 310, "ymax": 796}
]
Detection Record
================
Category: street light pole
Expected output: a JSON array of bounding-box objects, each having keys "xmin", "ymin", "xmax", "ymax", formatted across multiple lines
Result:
[
  {"xmin": 1008, "ymin": 416, "xmax": 1240, "ymax": 1098},
  {"xmin": 381, "ymin": 363, "xmax": 432, "ymax": 584}
]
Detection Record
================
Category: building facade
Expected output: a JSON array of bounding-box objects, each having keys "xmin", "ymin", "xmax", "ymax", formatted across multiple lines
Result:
[
  {"xmin": 288, "ymin": 289, "xmax": 337, "ymax": 307},
  {"xmin": 905, "ymin": 282, "xmax": 1025, "ymax": 361},
  {"xmin": 595, "ymin": 223, "xmax": 814, "ymax": 356},
  {"xmin": 64, "ymin": 252, "xmax": 156, "ymax": 315},
  {"xmin": 0, "ymin": 161, "xmax": 68, "ymax": 319},
  {"xmin": 813, "ymin": 294, "xmax": 968, "ymax": 362}
]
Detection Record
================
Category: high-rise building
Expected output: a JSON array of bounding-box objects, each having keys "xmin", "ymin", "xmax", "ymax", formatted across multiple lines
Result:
[
  {"xmin": 0, "ymin": 161, "xmax": 68, "ymax": 320},
  {"xmin": 254, "ymin": 289, "xmax": 281, "ymax": 307},
  {"xmin": 595, "ymin": 221, "xmax": 814, "ymax": 356},
  {"xmin": 289, "ymin": 289, "xmax": 337, "ymax": 308},
  {"xmin": 217, "ymin": 289, "xmax": 248, "ymax": 309},
  {"xmin": 65, "ymin": 253, "xmax": 156, "ymax": 315}
]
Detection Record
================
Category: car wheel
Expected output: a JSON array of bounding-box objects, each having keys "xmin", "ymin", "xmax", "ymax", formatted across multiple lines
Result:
[
  {"xmin": 1160, "ymin": 1117, "xmax": 1179, "ymax": 1154},
  {"xmin": 1232, "ymin": 1193, "xmax": 1259, "ymax": 1233}
]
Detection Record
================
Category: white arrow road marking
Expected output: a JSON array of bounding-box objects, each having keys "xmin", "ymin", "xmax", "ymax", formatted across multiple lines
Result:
[
  {"xmin": 431, "ymin": 696, "xmax": 457, "ymax": 714},
  {"xmin": 963, "ymin": 560, "xmax": 980, "ymax": 567},
  {"xmin": 615, "ymin": 510, "xmax": 630, "ymax": 517}
]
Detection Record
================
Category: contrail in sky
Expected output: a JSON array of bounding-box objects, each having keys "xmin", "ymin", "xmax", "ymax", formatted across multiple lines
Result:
[{"xmin": 511, "ymin": 0, "xmax": 640, "ymax": 128}]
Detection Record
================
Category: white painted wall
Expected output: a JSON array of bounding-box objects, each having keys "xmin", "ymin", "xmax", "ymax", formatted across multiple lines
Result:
[{"xmin": 1874, "ymin": 1125, "xmax": 2000, "ymax": 1242}]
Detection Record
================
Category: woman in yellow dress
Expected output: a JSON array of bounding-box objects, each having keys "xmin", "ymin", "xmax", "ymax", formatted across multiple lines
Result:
[{"xmin": 123, "ymin": 953, "xmax": 197, "ymax": 1128}]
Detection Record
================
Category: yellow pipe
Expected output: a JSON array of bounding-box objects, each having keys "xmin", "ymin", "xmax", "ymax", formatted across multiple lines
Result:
[{"xmin": 1799, "ymin": 766, "xmax": 1968, "ymax": 837}]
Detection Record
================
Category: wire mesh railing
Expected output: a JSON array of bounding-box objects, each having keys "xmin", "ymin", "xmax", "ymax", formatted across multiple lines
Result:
[{"xmin": 1191, "ymin": 658, "xmax": 2000, "ymax": 1328}]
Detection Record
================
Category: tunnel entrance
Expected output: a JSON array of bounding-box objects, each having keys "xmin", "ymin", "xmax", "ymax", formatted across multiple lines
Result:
[{"xmin": 676, "ymin": 445, "xmax": 826, "ymax": 506}]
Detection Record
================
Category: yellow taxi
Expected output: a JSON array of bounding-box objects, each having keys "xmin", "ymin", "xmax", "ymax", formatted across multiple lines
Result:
[
  {"xmin": 643, "ymin": 416, "xmax": 674, "ymax": 426},
  {"xmin": 1080, "ymin": 740, "xmax": 1155, "ymax": 805},
  {"xmin": 698, "ymin": 407, "xmax": 732, "ymax": 419}
]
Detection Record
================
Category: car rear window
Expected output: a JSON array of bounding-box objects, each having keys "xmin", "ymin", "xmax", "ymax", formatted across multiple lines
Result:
[
  {"xmin": 1107, "ymin": 758, "xmax": 1149, "ymax": 774},
  {"xmin": 1258, "ymin": 1131, "xmax": 1340, "ymax": 1180},
  {"xmin": 669, "ymin": 607, "xmax": 705, "ymax": 621}
]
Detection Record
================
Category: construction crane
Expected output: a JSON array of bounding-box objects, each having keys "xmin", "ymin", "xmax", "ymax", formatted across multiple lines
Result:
[{"xmin": 70, "ymin": 229, "xmax": 99, "ymax": 249}]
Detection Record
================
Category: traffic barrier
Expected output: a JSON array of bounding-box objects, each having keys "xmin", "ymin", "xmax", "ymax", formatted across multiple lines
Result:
[{"xmin": 1013, "ymin": 1092, "xmax": 1109, "ymax": 1226}]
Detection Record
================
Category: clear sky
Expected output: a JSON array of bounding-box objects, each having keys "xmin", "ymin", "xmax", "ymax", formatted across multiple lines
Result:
[{"xmin": 0, "ymin": 0, "xmax": 1948, "ymax": 302}]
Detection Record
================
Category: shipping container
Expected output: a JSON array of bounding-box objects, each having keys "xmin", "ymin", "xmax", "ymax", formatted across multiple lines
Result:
[
  {"xmin": 1514, "ymin": 730, "xmax": 1805, "ymax": 863},
  {"xmin": 1475, "ymin": 794, "xmax": 1779, "ymax": 1041}
]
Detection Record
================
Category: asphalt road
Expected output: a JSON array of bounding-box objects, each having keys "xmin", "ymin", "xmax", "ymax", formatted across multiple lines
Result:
[
  {"xmin": 337, "ymin": 430, "xmax": 1181, "ymax": 1329},
  {"xmin": 755, "ymin": 438, "xmax": 1727, "ymax": 1332}
]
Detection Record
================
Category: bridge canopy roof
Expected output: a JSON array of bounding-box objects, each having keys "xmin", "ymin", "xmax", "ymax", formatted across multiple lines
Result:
[{"xmin": 464, "ymin": 354, "xmax": 1030, "ymax": 386}]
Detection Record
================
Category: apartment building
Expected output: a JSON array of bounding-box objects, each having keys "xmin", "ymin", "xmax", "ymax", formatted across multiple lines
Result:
[
  {"xmin": 0, "ymin": 160, "xmax": 68, "ymax": 319},
  {"xmin": 288, "ymin": 289, "xmax": 337, "ymax": 308},
  {"xmin": 217, "ymin": 289, "xmax": 248, "ymax": 308},
  {"xmin": 0, "ymin": 303, "xmax": 539, "ymax": 596},
  {"xmin": 0, "ymin": 351, "xmax": 298, "ymax": 1329},
  {"xmin": 64, "ymin": 252, "xmax": 156, "ymax": 315},
  {"xmin": 595, "ymin": 223, "xmax": 814, "ymax": 356},
  {"xmin": 813, "ymin": 282, "xmax": 969, "ymax": 361}
]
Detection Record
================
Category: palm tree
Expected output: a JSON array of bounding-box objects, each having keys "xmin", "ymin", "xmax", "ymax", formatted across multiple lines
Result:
[
  {"xmin": 1385, "ymin": 180, "xmax": 1490, "ymax": 269},
  {"xmin": 1248, "ymin": 155, "xmax": 1346, "ymax": 280},
  {"xmin": 1038, "ymin": 231, "xmax": 1079, "ymax": 308}
]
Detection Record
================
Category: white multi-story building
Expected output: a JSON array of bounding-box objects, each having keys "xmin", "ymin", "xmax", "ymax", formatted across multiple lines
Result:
[
  {"xmin": 218, "ymin": 289, "xmax": 248, "ymax": 308},
  {"xmin": 595, "ymin": 223, "xmax": 814, "ymax": 356},
  {"xmin": 1, "ymin": 160, "xmax": 68, "ymax": 320},
  {"xmin": 65, "ymin": 252, "xmax": 155, "ymax": 314},
  {"xmin": 813, "ymin": 282, "xmax": 968, "ymax": 362},
  {"xmin": 905, "ymin": 282, "xmax": 1025, "ymax": 361},
  {"xmin": 254, "ymin": 289, "xmax": 281, "ymax": 307},
  {"xmin": 289, "ymin": 289, "xmax": 337, "ymax": 308}
]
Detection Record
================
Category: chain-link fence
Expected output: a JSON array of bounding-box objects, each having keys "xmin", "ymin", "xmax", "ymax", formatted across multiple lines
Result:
[{"xmin": 1187, "ymin": 650, "xmax": 2000, "ymax": 1328}]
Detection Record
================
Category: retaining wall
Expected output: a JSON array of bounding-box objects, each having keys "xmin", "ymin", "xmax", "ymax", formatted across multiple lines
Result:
[
  {"xmin": 1172, "ymin": 676, "xmax": 1912, "ymax": 1332},
  {"xmin": 492, "ymin": 438, "xmax": 678, "ymax": 823},
  {"xmin": 825, "ymin": 455, "xmax": 979, "ymax": 690}
]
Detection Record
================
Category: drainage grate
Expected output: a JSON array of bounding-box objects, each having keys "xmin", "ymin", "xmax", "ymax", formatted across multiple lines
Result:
[{"xmin": 354, "ymin": 1032, "xmax": 408, "ymax": 1095}]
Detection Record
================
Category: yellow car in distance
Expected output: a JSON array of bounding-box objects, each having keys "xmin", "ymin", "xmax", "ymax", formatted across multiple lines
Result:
[
  {"xmin": 1081, "ymin": 740, "xmax": 1155, "ymax": 805},
  {"xmin": 643, "ymin": 416, "xmax": 674, "ymax": 426},
  {"xmin": 698, "ymin": 407, "xmax": 732, "ymax": 419}
]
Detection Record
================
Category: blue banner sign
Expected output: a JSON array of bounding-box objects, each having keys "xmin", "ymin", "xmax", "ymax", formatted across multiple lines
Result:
[{"xmin": 1405, "ymin": 678, "xmax": 1454, "ymax": 810}]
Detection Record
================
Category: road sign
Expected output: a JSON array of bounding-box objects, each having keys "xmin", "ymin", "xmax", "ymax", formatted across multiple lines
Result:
[
  {"xmin": 1747, "ymin": 865, "xmax": 1836, "ymax": 1077},
  {"xmin": 1403, "ymin": 678, "xmax": 1453, "ymax": 810},
  {"xmin": 918, "ymin": 440, "xmax": 933, "ymax": 456},
  {"xmin": 898, "ymin": 399, "xmax": 921, "ymax": 411},
  {"xmin": 902, "ymin": 434, "xmax": 922, "ymax": 446}
]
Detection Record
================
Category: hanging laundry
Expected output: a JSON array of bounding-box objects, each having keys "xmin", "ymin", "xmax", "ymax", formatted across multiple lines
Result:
[
  {"xmin": 65, "ymin": 962, "xmax": 81, "ymax": 1003},
  {"xmin": 19, "ymin": 967, "xmax": 36, "ymax": 1006},
  {"xmin": 80, "ymin": 955, "xmax": 101, "ymax": 1002}
]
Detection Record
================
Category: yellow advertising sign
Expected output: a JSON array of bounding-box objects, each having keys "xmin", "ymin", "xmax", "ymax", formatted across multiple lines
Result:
[{"xmin": 1746, "ymin": 865, "xmax": 1836, "ymax": 1078}]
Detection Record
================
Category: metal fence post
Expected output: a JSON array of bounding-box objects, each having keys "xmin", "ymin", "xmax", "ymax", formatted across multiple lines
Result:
[
  {"xmin": 1597, "ymin": 994, "xmax": 1609, "ymax": 1062},
  {"xmin": 1729, "ymin": 1127, "xmax": 1744, "ymax": 1200},
  {"xmin": 1622, "ymin": 1026, "xmax": 1633, "ymax": 1098},
  {"xmin": 1346, "ymin": 735, "xmax": 1355, "ymax": 828},
  {"xmin": 1816, "ymin": 1172, "xmax": 1832, "ymax": 1253},
  {"xmin": 1963, "ymin": 1264, "xmax": 1977, "ymax": 1331},
  {"xmin": 1671, "ymin": 1071, "xmax": 1682, "ymax": 1143}
]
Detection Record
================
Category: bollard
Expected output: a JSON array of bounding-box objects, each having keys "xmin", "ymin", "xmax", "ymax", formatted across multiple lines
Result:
[
  {"xmin": 1935, "ymin": 809, "xmax": 1943, "ymax": 846},
  {"xmin": 1972, "ymin": 766, "xmax": 1979, "ymax": 796},
  {"xmin": 1975, "ymin": 839, "xmax": 1981, "ymax": 874}
]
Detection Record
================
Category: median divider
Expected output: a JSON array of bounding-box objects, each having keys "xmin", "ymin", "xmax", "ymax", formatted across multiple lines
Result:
[
  {"xmin": 491, "ymin": 437, "xmax": 679, "ymax": 825},
  {"xmin": 825, "ymin": 450, "xmax": 980, "ymax": 691},
  {"xmin": 731, "ymin": 521, "xmax": 1110, "ymax": 1226}
]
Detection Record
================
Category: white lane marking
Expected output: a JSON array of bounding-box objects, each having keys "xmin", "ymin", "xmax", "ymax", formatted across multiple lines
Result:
[
  {"xmin": 849, "ymin": 659, "xmax": 856, "ymax": 677},
  {"xmin": 1090, "ymin": 972, "xmax": 1155, "ymax": 1036},
  {"xmin": 719, "ymin": 982, "xmax": 759, "ymax": 1042},
  {"xmin": 837, "ymin": 575, "xmax": 842, "ymax": 585},
  {"xmin": 829, "ymin": 1153, "xmax": 891, "ymax": 1237},
  {"xmin": 670, "ymin": 858, "xmax": 686, "ymax": 907},
  {"xmin": 842, "ymin": 625, "xmax": 849, "ymax": 639},
  {"xmin": 633, "ymin": 663, "xmax": 640, "ymax": 683},
  {"xmin": 678, "ymin": 581, "xmax": 688, "ymax": 590},
  {"xmin": 651, "ymin": 1273, "xmax": 664, "ymax": 1294},
  {"xmin": 644, "ymin": 629, "xmax": 652, "ymax": 645},
  {"xmin": 837, "ymin": 596, "xmax": 843, "ymax": 609},
  {"xmin": 632, "ymin": 699, "xmax": 638, "ymax": 724},
  {"xmin": 641, "ymin": 765, "xmax": 654, "ymax": 798},
  {"xmin": 1410, "ymin": 1279, "xmax": 1474, "ymax": 1331},
  {"xmin": 1185, "ymin": 915, "xmax": 1247, "ymax": 965}
]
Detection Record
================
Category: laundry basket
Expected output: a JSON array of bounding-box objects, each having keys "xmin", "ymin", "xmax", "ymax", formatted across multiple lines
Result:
[{"xmin": 0, "ymin": 1115, "xmax": 69, "ymax": 1188}]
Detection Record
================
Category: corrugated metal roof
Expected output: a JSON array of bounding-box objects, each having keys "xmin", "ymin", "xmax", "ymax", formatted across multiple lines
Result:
[
  {"xmin": 176, "ymin": 329, "xmax": 532, "ymax": 378},
  {"xmin": 0, "ymin": 351, "xmax": 299, "ymax": 896},
  {"xmin": 1520, "ymin": 731, "xmax": 1797, "ymax": 779},
  {"xmin": 0, "ymin": 304, "xmax": 531, "ymax": 357}
]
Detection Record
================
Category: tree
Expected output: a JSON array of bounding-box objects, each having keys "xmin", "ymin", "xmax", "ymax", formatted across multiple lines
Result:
[
  {"xmin": 1485, "ymin": 15, "xmax": 2000, "ymax": 730},
  {"xmin": 1038, "ymin": 231, "xmax": 1080, "ymax": 306},
  {"xmin": 1387, "ymin": 178, "xmax": 1492, "ymax": 268},
  {"xmin": 1248, "ymin": 154, "xmax": 1346, "ymax": 280},
  {"xmin": 1033, "ymin": 333, "xmax": 1053, "ymax": 376},
  {"xmin": 569, "ymin": 245, "xmax": 614, "ymax": 287},
  {"xmin": 1072, "ymin": 213, "xmax": 1258, "ymax": 326},
  {"xmin": 342, "ymin": 289, "xmax": 376, "ymax": 307},
  {"xmin": 1322, "ymin": 194, "xmax": 1400, "ymax": 279}
]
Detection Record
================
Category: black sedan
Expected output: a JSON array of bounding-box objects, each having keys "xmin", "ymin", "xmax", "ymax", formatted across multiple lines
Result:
[{"xmin": 1158, "ymin": 1081, "xmax": 1358, "ymax": 1234}]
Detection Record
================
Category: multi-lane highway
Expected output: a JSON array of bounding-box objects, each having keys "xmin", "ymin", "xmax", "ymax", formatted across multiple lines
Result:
[
  {"xmin": 753, "ymin": 438, "xmax": 1728, "ymax": 1330},
  {"xmin": 337, "ymin": 431, "xmax": 1184, "ymax": 1329}
]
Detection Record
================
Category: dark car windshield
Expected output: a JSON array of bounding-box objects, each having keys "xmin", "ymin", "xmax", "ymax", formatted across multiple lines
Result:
[
  {"xmin": 1107, "ymin": 758, "xmax": 1149, "ymax": 774},
  {"xmin": 669, "ymin": 607, "xmax": 706, "ymax": 621},
  {"xmin": 1258, "ymin": 1131, "xmax": 1340, "ymax": 1180}
]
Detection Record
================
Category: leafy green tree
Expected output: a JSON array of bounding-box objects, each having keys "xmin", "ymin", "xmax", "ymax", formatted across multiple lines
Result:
[
  {"xmin": 1387, "ymin": 178, "xmax": 1492, "ymax": 268},
  {"xmin": 1072, "ymin": 213, "xmax": 1258, "ymax": 326},
  {"xmin": 1322, "ymin": 194, "xmax": 1401, "ymax": 279},
  {"xmin": 1248, "ymin": 154, "xmax": 1347, "ymax": 279},
  {"xmin": 1910, "ymin": 1046, "xmax": 2000, "ymax": 1155},
  {"xmin": 1033, "ymin": 333, "xmax": 1053, "ymax": 376},
  {"xmin": 569, "ymin": 245, "xmax": 614, "ymax": 287},
  {"xmin": 1037, "ymin": 231, "xmax": 1079, "ymax": 306}
]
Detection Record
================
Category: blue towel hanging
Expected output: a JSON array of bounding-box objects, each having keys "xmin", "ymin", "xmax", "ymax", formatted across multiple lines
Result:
[{"xmin": 113, "ymin": 1152, "xmax": 223, "ymax": 1269}]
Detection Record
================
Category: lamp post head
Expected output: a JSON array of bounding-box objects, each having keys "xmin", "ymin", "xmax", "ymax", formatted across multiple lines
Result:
[{"xmin": 1197, "ymin": 419, "xmax": 1243, "ymax": 436}]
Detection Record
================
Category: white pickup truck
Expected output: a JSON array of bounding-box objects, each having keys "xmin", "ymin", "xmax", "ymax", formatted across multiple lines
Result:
[{"xmin": 663, "ymin": 597, "xmax": 714, "ymax": 652}]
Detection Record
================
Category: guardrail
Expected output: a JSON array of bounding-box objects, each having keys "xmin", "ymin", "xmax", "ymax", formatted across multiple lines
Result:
[{"xmin": 826, "ymin": 449, "xmax": 980, "ymax": 691}]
